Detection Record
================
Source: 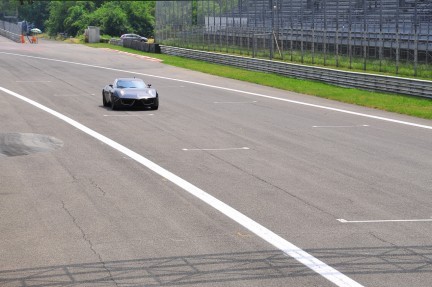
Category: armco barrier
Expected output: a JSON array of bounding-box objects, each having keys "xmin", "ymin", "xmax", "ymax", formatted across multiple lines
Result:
[
  {"xmin": 109, "ymin": 38, "xmax": 122, "ymax": 46},
  {"xmin": 160, "ymin": 46, "xmax": 432, "ymax": 99},
  {"xmin": 121, "ymin": 38, "xmax": 161, "ymax": 54},
  {"xmin": 0, "ymin": 28, "xmax": 20, "ymax": 43},
  {"xmin": 0, "ymin": 20, "xmax": 21, "ymax": 43}
]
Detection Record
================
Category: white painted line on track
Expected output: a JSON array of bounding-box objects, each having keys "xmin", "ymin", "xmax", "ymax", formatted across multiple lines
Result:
[
  {"xmin": 1, "ymin": 51, "xmax": 431, "ymax": 131},
  {"xmin": 0, "ymin": 85, "xmax": 365, "ymax": 287},
  {"xmin": 338, "ymin": 218, "xmax": 432, "ymax": 223},
  {"xmin": 313, "ymin": 125, "xmax": 370, "ymax": 128},
  {"xmin": 103, "ymin": 115, "xmax": 141, "ymax": 117},
  {"xmin": 183, "ymin": 147, "xmax": 250, "ymax": 151}
]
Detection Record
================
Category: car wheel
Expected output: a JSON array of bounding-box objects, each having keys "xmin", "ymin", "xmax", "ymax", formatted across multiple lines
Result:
[
  {"xmin": 102, "ymin": 92, "xmax": 109, "ymax": 107},
  {"xmin": 150, "ymin": 97, "xmax": 158, "ymax": 110},
  {"xmin": 111, "ymin": 101, "xmax": 117, "ymax": 110},
  {"xmin": 111, "ymin": 97, "xmax": 117, "ymax": 110}
]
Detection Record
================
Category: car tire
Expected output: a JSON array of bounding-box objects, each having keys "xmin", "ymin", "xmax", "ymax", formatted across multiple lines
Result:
[
  {"xmin": 111, "ymin": 96, "xmax": 117, "ymax": 110},
  {"xmin": 150, "ymin": 96, "xmax": 159, "ymax": 110},
  {"xmin": 111, "ymin": 102, "xmax": 117, "ymax": 110},
  {"xmin": 102, "ymin": 92, "xmax": 109, "ymax": 107}
]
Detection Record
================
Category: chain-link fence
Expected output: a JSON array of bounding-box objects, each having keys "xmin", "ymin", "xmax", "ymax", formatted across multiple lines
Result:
[{"xmin": 155, "ymin": 0, "xmax": 432, "ymax": 79}]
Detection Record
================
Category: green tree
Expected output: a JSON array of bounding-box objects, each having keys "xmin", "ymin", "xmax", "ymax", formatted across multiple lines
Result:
[
  {"xmin": 1, "ymin": 0, "xmax": 16, "ymax": 19},
  {"xmin": 92, "ymin": 2, "xmax": 131, "ymax": 36},
  {"xmin": 64, "ymin": 3, "xmax": 92, "ymax": 36},
  {"xmin": 44, "ymin": 1, "xmax": 99, "ymax": 37},
  {"xmin": 43, "ymin": 0, "xmax": 156, "ymax": 38},
  {"xmin": 17, "ymin": 1, "xmax": 49, "ymax": 31},
  {"xmin": 122, "ymin": 1, "xmax": 155, "ymax": 37},
  {"xmin": 44, "ymin": 1, "xmax": 75, "ymax": 36}
]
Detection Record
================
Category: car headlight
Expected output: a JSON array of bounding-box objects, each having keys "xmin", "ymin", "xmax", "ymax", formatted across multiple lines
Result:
[{"xmin": 120, "ymin": 90, "xmax": 125, "ymax": 96}]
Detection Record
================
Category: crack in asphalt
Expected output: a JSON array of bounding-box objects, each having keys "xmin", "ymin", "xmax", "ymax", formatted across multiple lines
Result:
[
  {"xmin": 369, "ymin": 232, "xmax": 395, "ymax": 246},
  {"xmin": 129, "ymin": 112, "xmax": 335, "ymax": 218},
  {"xmin": 61, "ymin": 201, "xmax": 118, "ymax": 287},
  {"xmin": 23, "ymin": 61, "xmax": 91, "ymax": 95},
  {"xmin": 70, "ymin": 173, "xmax": 107, "ymax": 197},
  {"xmin": 89, "ymin": 178, "xmax": 107, "ymax": 197},
  {"xmin": 207, "ymin": 152, "xmax": 336, "ymax": 218},
  {"xmin": 368, "ymin": 232, "xmax": 432, "ymax": 267}
]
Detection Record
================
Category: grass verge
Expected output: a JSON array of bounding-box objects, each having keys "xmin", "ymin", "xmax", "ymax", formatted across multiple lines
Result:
[
  {"xmin": 86, "ymin": 42, "xmax": 432, "ymax": 120},
  {"xmin": 184, "ymin": 43, "xmax": 432, "ymax": 80}
]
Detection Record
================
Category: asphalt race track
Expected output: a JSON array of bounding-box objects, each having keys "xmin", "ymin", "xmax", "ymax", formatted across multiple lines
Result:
[{"xmin": 1, "ymin": 36, "xmax": 431, "ymax": 287}]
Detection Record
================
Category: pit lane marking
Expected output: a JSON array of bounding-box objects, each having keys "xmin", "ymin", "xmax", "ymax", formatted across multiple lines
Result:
[
  {"xmin": 338, "ymin": 218, "xmax": 432, "ymax": 223},
  {"xmin": 0, "ymin": 86, "xmax": 364, "ymax": 287},
  {"xmin": 313, "ymin": 124, "xmax": 370, "ymax": 128},
  {"xmin": 182, "ymin": 147, "xmax": 250, "ymax": 151}
]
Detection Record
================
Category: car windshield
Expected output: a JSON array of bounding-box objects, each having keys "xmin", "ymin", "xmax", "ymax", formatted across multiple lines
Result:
[
  {"xmin": 123, "ymin": 34, "xmax": 138, "ymax": 38},
  {"xmin": 116, "ymin": 80, "xmax": 146, "ymax": 89}
]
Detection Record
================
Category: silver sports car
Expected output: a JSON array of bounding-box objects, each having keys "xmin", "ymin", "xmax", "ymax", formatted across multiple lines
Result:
[{"xmin": 102, "ymin": 78, "xmax": 159, "ymax": 110}]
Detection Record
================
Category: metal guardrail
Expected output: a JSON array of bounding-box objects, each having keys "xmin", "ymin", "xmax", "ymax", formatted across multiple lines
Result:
[
  {"xmin": 160, "ymin": 45, "xmax": 432, "ymax": 99},
  {"xmin": 0, "ymin": 28, "xmax": 20, "ymax": 43},
  {"xmin": 0, "ymin": 20, "xmax": 21, "ymax": 43},
  {"xmin": 109, "ymin": 38, "xmax": 122, "ymax": 46},
  {"xmin": 113, "ymin": 38, "xmax": 161, "ymax": 53}
]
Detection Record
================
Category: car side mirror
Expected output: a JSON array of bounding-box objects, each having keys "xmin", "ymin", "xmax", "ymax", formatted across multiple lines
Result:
[
  {"xmin": 147, "ymin": 84, "xmax": 152, "ymax": 88},
  {"xmin": 109, "ymin": 84, "xmax": 113, "ymax": 88}
]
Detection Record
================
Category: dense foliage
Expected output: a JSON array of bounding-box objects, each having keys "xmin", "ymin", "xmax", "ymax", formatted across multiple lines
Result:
[{"xmin": 14, "ymin": 0, "xmax": 155, "ymax": 37}]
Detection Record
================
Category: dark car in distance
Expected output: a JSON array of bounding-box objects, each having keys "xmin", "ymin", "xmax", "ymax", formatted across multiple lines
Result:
[{"xmin": 102, "ymin": 78, "xmax": 159, "ymax": 110}]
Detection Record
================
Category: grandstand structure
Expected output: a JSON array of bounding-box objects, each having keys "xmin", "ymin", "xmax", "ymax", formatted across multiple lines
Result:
[{"xmin": 155, "ymin": 0, "xmax": 432, "ymax": 76}]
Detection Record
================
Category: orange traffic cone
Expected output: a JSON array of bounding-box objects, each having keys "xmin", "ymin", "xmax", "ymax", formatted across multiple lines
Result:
[{"xmin": 20, "ymin": 34, "xmax": 25, "ymax": 43}]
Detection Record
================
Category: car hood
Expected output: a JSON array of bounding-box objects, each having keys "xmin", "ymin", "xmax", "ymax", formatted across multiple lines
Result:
[{"xmin": 116, "ymin": 88, "xmax": 157, "ymax": 99}]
